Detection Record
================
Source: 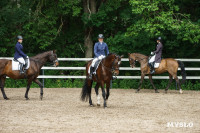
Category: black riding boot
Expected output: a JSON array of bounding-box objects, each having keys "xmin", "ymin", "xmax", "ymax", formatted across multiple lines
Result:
[
  {"xmin": 150, "ymin": 62, "xmax": 155, "ymax": 74},
  {"xmin": 88, "ymin": 67, "xmax": 94, "ymax": 79},
  {"xmin": 19, "ymin": 63, "xmax": 24, "ymax": 74}
]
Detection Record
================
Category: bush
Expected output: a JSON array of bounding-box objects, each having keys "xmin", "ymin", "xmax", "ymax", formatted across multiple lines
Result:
[{"xmin": 2, "ymin": 78, "xmax": 200, "ymax": 91}]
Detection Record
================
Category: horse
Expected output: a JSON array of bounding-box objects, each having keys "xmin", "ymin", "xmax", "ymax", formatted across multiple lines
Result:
[
  {"xmin": 0, "ymin": 50, "xmax": 59, "ymax": 100},
  {"xmin": 81, "ymin": 53, "xmax": 123, "ymax": 108},
  {"xmin": 128, "ymin": 53, "xmax": 186, "ymax": 94}
]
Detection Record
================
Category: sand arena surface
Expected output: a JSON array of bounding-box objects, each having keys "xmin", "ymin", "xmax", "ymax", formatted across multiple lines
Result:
[{"xmin": 0, "ymin": 88, "xmax": 199, "ymax": 133}]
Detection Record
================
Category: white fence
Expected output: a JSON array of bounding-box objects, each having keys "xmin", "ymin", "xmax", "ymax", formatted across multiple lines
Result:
[{"xmin": 1, "ymin": 57, "xmax": 200, "ymax": 80}]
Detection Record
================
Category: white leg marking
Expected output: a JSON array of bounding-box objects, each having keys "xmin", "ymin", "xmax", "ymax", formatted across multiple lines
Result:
[
  {"xmin": 97, "ymin": 95, "xmax": 100, "ymax": 105},
  {"xmin": 180, "ymin": 89, "xmax": 183, "ymax": 94}
]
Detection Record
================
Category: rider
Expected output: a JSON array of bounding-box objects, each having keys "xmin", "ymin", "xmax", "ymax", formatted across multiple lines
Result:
[
  {"xmin": 14, "ymin": 35, "xmax": 28, "ymax": 74},
  {"xmin": 149, "ymin": 37, "xmax": 163, "ymax": 74},
  {"xmin": 88, "ymin": 34, "xmax": 109, "ymax": 79}
]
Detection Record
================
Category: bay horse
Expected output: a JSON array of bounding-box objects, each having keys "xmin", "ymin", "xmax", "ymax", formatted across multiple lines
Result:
[
  {"xmin": 81, "ymin": 53, "xmax": 123, "ymax": 108},
  {"xmin": 0, "ymin": 50, "xmax": 59, "ymax": 100},
  {"xmin": 128, "ymin": 53, "xmax": 186, "ymax": 93}
]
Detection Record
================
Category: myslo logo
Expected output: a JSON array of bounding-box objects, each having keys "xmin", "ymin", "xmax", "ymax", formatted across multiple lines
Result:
[{"xmin": 167, "ymin": 122, "xmax": 193, "ymax": 128}]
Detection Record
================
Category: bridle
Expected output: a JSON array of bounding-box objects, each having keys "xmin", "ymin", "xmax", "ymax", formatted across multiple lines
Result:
[
  {"xmin": 51, "ymin": 51, "xmax": 58, "ymax": 67},
  {"xmin": 101, "ymin": 55, "xmax": 120, "ymax": 74}
]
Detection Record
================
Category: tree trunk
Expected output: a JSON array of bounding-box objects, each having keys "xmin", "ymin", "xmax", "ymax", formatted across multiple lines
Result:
[
  {"xmin": 84, "ymin": 27, "xmax": 93, "ymax": 58},
  {"xmin": 83, "ymin": 0, "xmax": 96, "ymax": 58}
]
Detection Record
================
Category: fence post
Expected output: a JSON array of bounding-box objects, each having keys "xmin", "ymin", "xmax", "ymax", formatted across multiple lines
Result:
[{"xmin": 42, "ymin": 69, "xmax": 44, "ymax": 88}]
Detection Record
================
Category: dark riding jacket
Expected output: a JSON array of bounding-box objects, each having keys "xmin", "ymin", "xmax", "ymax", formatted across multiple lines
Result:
[
  {"xmin": 94, "ymin": 42, "xmax": 109, "ymax": 58},
  {"xmin": 154, "ymin": 42, "xmax": 163, "ymax": 63},
  {"xmin": 14, "ymin": 42, "xmax": 27, "ymax": 60}
]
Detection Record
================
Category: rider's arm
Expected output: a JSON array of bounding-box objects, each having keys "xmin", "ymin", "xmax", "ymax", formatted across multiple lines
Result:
[
  {"xmin": 105, "ymin": 43, "xmax": 109, "ymax": 55},
  {"xmin": 94, "ymin": 43, "xmax": 99, "ymax": 57},
  {"xmin": 16, "ymin": 44, "xmax": 27, "ymax": 58},
  {"xmin": 153, "ymin": 43, "xmax": 162, "ymax": 54}
]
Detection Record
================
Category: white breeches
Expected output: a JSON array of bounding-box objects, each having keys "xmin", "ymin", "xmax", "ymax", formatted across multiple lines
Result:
[
  {"xmin": 91, "ymin": 55, "xmax": 105, "ymax": 67},
  {"xmin": 17, "ymin": 57, "xmax": 25, "ymax": 65},
  {"xmin": 149, "ymin": 55, "xmax": 160, "ymax": 68},
  {"xmin": 149, "ymin": 55, "xmax": 155, "ymax": 63},
  {"xmin": 91, "ymin": 58, "xmax": 98, "ymax": 67}
]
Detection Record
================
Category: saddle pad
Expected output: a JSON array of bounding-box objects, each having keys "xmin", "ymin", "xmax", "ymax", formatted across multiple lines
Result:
[{"xmin": 12, "ymin": 58, "xmax": 30, "ymax": 71}]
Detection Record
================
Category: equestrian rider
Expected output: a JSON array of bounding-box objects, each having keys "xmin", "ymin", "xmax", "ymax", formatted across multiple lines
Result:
[
  {"xmin": 14, "ymin": 35, "xmax": 28, "ymax": 74},
  {"xmin": 89, "ymin": 34, "xmax": 109, "ymax": 79},
  {"xmin": 149, "ymin": 37, "xmax": 163, "ymax": 74}
]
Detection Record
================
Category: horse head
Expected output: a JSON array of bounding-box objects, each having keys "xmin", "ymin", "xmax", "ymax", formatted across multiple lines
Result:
[
  {"xmin": 128, "ymin": 53, "xmax": 136, "ymax": 68},
  {"xmin": 106, "ymin": 53, "xmax": 123, "ymax": 76},
  {"xmin": 48, "ymin": 50, "xmax": 59, "ymax": 67}
]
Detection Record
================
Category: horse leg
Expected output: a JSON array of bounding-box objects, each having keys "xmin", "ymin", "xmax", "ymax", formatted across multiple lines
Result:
[
  {"xmin": 100, "ymin": 81, "xmax": 107, "ymax": 108},
  {"xmin": 149, "ymin": 75, "xmax": 159, "ymax": 93},
  {"xmin": 95, "ymin": 83, "xmax": 100, "ymax": 106},
  {"xmin": 174, "ymin": 76, "xmax": 183, "ymax": 94},
  {"xmin": 165, "ymin": 74, "xmax": 173, "ymax": 93},
  {"xmin": 106, "ymin": 81, "xmax": 110, "ymax": 100},
  {"xmin": 136, "ymin": 74, "xmax": 145, "ymax": 93},
  {"xmin": 88, "ymin": 80, "xmax": 93, "ymax": 106},
  {"xmin": 33, "ymin": 79, "xmax": 43, "ymax": 100},
  {"xmin": 0, "ymin": 76, "xmax": 9, "ymax": 100},
  {"xmin": 25, "ymin": 78, "xmax": 33, "ymax": 100}
]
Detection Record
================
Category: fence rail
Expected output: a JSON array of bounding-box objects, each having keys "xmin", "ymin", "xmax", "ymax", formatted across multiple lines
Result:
[{"xmin": 1, "ymin": 57, "xmax": 200, "ymax": 80}]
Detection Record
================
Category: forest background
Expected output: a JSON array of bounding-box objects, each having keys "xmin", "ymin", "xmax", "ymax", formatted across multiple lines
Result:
[{"xmin": 0, "ymin": 0, "xmax": 200, "ymax": 90}]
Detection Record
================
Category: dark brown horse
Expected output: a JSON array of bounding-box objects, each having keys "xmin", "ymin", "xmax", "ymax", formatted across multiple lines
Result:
[
  {"xmin": 128, "ymin": 53, "xmax": 186, "ymax": 93},
  {"xmin": 0, "ymin": 50, "xmax": 59, "ymax": 100},
  {"xmin": 81, "ymin": 53, "xmax": 123, "ymax": 108}
]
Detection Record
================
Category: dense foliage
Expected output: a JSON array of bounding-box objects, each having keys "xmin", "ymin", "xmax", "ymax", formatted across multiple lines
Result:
[{"xmin": 0, "ymin": 0, "xmax": 200, "ymax": 89}]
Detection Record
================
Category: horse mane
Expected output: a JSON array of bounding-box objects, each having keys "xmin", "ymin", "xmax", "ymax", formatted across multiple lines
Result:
[
  {"xmin": 106, "ymin": 53, "xmax": 118, "ymax": 58},
  {"xmin": 133, "ymin": 53, "xmax": 148, "ymax": 59},
  {"xmin": 31, "ymin": 51, "xmax": 52, "ymax": 59}
]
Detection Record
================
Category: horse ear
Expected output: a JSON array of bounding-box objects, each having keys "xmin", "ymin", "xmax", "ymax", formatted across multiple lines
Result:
[
  {"xmin": 53, "ymin": 50, "xmax": 56, "ymax": 53},
  {"xmin": 128, "ymin": 53, "xmax": 130, "ymax": 56}
]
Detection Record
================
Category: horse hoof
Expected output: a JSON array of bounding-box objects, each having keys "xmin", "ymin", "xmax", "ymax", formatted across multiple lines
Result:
[
  {"xmin": 40, "ymin": 96, "xmax": 43, "ymax": 100},
  {"xmin": 4, "ymin": 97, "xmax": 9, "ymax": 100},
  {"xmin": 26, "ymin": 98, "xmax": 29, "ymax": 100},
  {"xmin": 90, "ymin": 104, "xmax": 94, "ymax": 107},
  {"xmin": 97, "ymin": 104, "xmax": 100, "ymax": 106},
  {"xmin": 165, "ymin": 91, "xmax": 168, "ymax": 94},
  {"xmin": 135, "ymin": 90, "xmax": 140, "ymax": 93},
  {"xmin": 155, "ymin": 91, "xmax": 159, "ymax": 93}
]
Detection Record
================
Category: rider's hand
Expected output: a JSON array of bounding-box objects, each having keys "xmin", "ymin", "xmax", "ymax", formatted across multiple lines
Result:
[
  {"xmin": 98, "ymin": 56, "xmax": 102, "ymax": 60},
  {"xmin": 151, "ymin": 52, "xmax": 154, "ymax": 55},
  {"xmin": 26, "ymin": 56, "xmax": 29, "ymax": 59}
]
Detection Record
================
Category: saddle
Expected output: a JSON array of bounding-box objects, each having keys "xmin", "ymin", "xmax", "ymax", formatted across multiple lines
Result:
[{"xmin": 12, "ymin": 58, "xmax": 30, "ymax": 71}]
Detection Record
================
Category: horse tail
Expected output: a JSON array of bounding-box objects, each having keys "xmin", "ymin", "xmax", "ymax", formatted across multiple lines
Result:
[
  {"xmin": 81, "ymin": 78, "xmax": 91, "ymax": 101},
  {"xmin": 178, "ymin": 60, "xmax": 186, "ymax": 84}
]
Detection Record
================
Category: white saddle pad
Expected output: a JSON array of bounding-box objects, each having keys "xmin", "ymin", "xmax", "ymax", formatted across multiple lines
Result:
[{"xmin": 12, "ymin": 59, "xmax": 30, "ymax": 71}]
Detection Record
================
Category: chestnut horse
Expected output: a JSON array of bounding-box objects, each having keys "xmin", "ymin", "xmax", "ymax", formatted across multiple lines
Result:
[
  {"xmin": 81, "ymin": 53, "xmax": 123, "ymax": 108},
  {"xmin": 128, "ymin": 53, "xmax": 186, "ymax": 93},
  {"xmin": 0, "ymin": 50, "xmax": 59, "ymax": 100}
]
